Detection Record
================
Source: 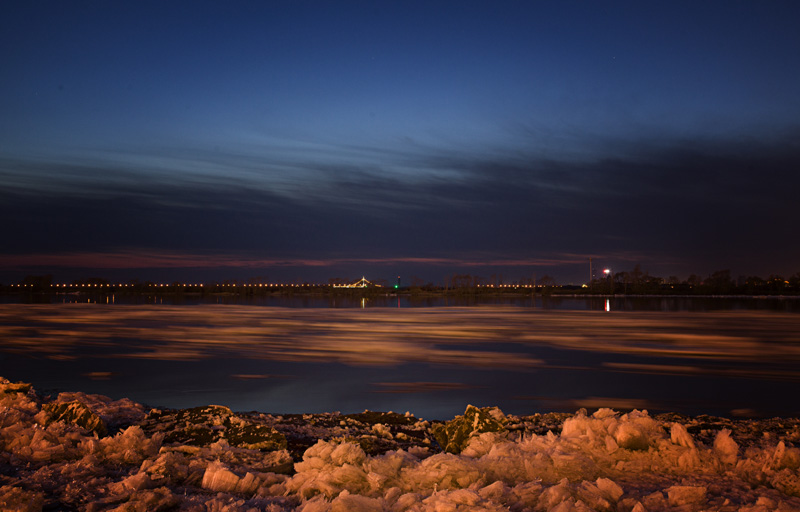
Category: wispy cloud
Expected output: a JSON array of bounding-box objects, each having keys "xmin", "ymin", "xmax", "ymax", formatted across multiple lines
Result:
[
  {"xmin": 0, "ymin": 250, "xmax": 596, "ymax": 270},
  {"xmin": 2, "ymin": 129, "xmax": 799, "ymax": 279}
]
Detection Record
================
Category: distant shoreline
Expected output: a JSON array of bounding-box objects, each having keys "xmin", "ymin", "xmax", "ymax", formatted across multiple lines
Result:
[{"xmin": 3, "ymin": 285, "xmax": 800, "ymax": 299}]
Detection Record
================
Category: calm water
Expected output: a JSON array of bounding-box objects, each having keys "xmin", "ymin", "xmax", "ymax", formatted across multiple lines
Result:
[
  {"xmin": 1, "ymin": 293, "xmax": 799, "ymax": 419},
  {"xmin": 5, "ymin": 290, "xmax": 800, "ymax": 311}
]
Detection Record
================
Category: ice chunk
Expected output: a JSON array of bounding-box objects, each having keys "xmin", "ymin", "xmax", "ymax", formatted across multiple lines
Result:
[
  {"xmin": 0, "ymin": 485, "xmax": 44, "ymax": 512},
  {"xmin": 140, "ymin": 451, "xmax": 190, "ymax": 484},
  {"xmin": 53, "ymin": 391, "xmax": 147, "ymax": 430},
  {"xmin": 98, "ymin": 426, "xmax": 163, "ymax": 465},
  {"xmin": 106, "ymin": 487, "xmax": 178, "ymax": 512},
  {"xmin": 613, "ymin": 422, "xmax": 649, "ymax": 451},
  {"xmin": 392, "ymin": 491, "xmax": 423, "ymax": 510},
  {"xmin": 642, "ymin": 491, "xmax": 667, "ymax": 510},
  {"xmin": 539, "ymin": 479, "xmax": 575, "ymax": 510},
  {"xmin": 768, "ymin": 441, "xmax": 800, "ymax": 472},
  {"xmin": 43, "ymin": 400, "xmax": 107, "ymax": 437},
  {"xmin": 478, "ymin": 480, "xmax": 510, "ymax": 502},
  {"xmin": 331, "ymin": 442, "xmax": 367, "ymax": 466},
  {"xmin": 577, "ymin": 478, "xmax": 623, "ymax": 512},
  {"xmin": 713, "ymin": 428, "xmax": 739, "ymax": 465},
  {"xmin": 509, "ymin": 481, "xmax": 543, "ymax": 509},
  {"xmin": 677, "ymin": 446, "xmax": 702, "ymax": 471},
  {"xmin": 595, "ymin": 478, "xmax": 624, "ymax": 501},
  {"xmin": 202, "ymin": 461, "xmax": 263, "ymax": 495},
  {"xmin": 756, "ymin": 496, "xmax": 777, "ymax": 508},
  {"xmin": 592, "ymin": 408, "xmax": 617, "ymax": 419},
  {"xmin": 770, "ymin": 468, "xmax": 800, "ymax": 498},
  {"xmin": 666, "ymin": 485, "xmax": 706, "ymax": 507},
  {"xmin": 288, "ymin": 441, "xmax": 372, "ymax": 499},
  {"xmin": 371, "ymin": 423, "xmax": 392, "ymax": 439},
  {"xmin": 561, "ymin": 409, "xmax": 662, "ymax": 452},
  {"xmin": 107, "ymin": 471, "xmax": 154, "ymax": 496},
  {"xmin": 328, "ymin": 489, "xmax": 383, "ymax": 512},
  {"xmin": 630, "ymin": 502, "xmax": 647, "ymax": 512},
  {"xmin": 0, "ymin": 378, "xmax": 33, "ymax": 395},
  {"xmin": 410, "ymin": 452, "xmax": 482, "ymax": 491},
  {"xmin": 431, "ymin": 405, "xmax": 507, "ymax": 454},
  {"xmin": 419, "ymin": 488, "xmax": 508, "ymax": 511},
  {"xmin": 461, "ymin": 431, "xmax": 504, "ymax": 458},
  {"xmin": 670, "ymin": 422, "xmax": 696, "ymax": 449},
  {"xmin": 604, "ymin": 436, "xmax": 619, "ymax": 454}
]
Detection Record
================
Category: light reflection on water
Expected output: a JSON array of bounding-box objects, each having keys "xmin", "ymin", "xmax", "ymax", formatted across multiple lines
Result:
[
  {"xmin": 7, "ymin": 292, "xmax": 800, "ymax": 312},
  {"xmin": 1, "ymin": 302, "xmax": 799, "ymax": 419}
]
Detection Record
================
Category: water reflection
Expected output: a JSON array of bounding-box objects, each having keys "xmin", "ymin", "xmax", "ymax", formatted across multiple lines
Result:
[
  {"xmin": 1, "ymin": 304, "xmax": 799, "ymax": 417},
  {"xmin": 3, "ymin": 305, "xmax": 800, "ymax": 365},
  {"xmin": 5, "ymin": 292, "xmax": 800, "ymax": 312}
]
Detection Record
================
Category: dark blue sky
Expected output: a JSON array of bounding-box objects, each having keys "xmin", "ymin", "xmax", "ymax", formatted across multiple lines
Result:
[{"xmin": 2, "ymin": 1, "xmax": 799, "ymax": 284}]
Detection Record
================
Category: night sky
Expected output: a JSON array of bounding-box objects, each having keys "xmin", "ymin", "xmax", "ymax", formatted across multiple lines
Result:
[{"xmin": 2, "ymin": 1, "xmax": 799, "ymax": 284}]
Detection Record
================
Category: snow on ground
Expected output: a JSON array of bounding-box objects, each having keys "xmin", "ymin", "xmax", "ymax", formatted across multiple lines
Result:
[{"xmin": 2, "ymin": 377, "xmax": 800, "ymax": 511}]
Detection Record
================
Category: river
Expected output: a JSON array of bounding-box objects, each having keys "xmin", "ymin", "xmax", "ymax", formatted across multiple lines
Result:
[{"xmin": 1, "ymin": 294, "xmax": 798, "ymax": 419}]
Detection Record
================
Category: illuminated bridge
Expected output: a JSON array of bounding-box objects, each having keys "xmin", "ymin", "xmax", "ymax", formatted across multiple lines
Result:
[{"xmin": 331, "ymin": 277, "xmax": 382, "ymax": 288}]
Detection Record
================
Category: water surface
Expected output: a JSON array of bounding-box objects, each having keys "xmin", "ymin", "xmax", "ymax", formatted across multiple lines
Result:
[{"xmin": 1, "ymin": 296, "xmax": 798, "ymax": 419}]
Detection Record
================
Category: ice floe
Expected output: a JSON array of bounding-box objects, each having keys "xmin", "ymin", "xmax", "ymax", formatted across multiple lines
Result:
[{"xmin": 2, "ymin": 377, "xmax": 800, "ymax": 511}]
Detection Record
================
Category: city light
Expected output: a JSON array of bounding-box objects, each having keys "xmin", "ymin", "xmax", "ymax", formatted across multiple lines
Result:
[{"xmin": 9, "ymin": 280, "xmax": 554, "ymax": 291}]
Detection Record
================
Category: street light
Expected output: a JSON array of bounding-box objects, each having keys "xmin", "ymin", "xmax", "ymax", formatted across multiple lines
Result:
[{"xmin": 603, "ymin": 268, "xmax": 613, "ymax": 296}]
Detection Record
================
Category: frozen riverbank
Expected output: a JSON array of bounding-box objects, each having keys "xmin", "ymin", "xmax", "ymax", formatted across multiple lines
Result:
[{"xmin": 2, "ymin": 377, "xmax": 800, "ymax": 511}]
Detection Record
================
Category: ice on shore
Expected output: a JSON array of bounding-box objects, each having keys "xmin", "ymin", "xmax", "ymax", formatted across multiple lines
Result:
[{"xmin": 3, "ymin": 377, "xmax": 800, "ymax": 511}]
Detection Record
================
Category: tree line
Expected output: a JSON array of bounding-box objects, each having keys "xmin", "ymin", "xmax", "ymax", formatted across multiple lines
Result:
[{"xmin": 587, "ymin": 265, "xmax": 800, "ymax": 295}]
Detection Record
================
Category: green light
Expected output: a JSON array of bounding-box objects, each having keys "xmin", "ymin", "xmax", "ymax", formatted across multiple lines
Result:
[{"xmin": 394, "ymin": 285, "xmax": 398, "ymax": 289}]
